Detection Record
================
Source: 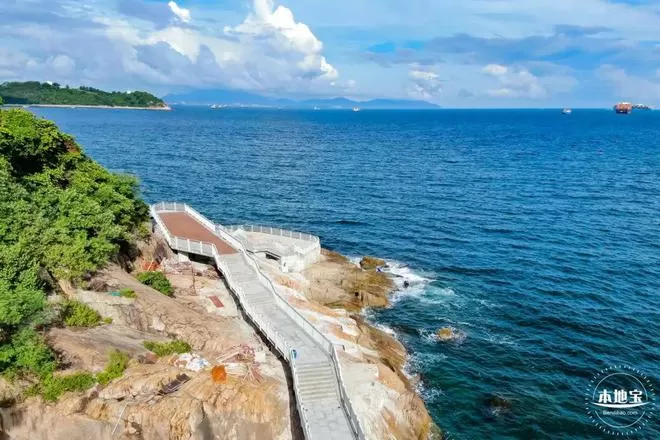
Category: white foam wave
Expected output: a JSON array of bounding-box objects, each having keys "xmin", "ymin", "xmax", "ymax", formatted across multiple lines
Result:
[
  {"xmin": 382, "ymin": 260, "xmax": 434, "ymax": 285},
  {"xmin": 484, "ymin": 332, "xmax": 518, "ymax": 347},
  {"xmin": 350, "ymin": 255, "xmax": 435, "ymax": 304},
  {"xmin": 418, "ymin": 328, "xmax": 440, "ymax": 344},
  {"xmin": 384, "ymin": 260, "xmax": 435, "ymax": 304},
  {"xmin": 420, "ymin": 385, "xmax": 445, "ymax": 404}
]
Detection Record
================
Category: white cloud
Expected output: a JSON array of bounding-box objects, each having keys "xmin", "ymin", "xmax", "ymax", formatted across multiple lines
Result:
[
  {"xmin": 596, "ymin": 64, "xmax": 660, "ymax": 100},
  {"xmin": 225, "ymin": 0, "xmax": 338, "ymax": 80},
  {"xmin": 408, "ymin": 67, "xmax": 442, "ymax": 101},
  {"xmin": 49, "ymin": 54, "xmax": 75, "ymax": 76},
  {"xmin": 482, "ymin": 64, "xmax": 508, "ymax": 76},
  {"xmin": 168, "ymin": 1, "xmax": 191, "ymax": 23},
  {"xmin": 61, "ymin": 0, "xmax": 339, "ymax": 93},
  {"xmin": 481, "ymin": 65, "xmax": 576, "ymax": 99}
]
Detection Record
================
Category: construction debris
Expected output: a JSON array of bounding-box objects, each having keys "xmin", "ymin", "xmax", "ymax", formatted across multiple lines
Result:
[
  {"xmin": 209, "ymin": 296, "xmax": 224, "ymax": 308},
  {"xmin": 158, "ymin": 374, "xmax": 190, "ymax": 395},
  {"xmin": 174, "ymin": 353, "xmax": 210, "ymax": 372},
  {"xmin": 216, "ymin": 344, "xmax": 255, "ymax": 364}
]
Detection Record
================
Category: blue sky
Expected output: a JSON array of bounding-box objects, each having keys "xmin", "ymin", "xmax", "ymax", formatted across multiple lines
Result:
[{"xmin": 3, "ymin": 0, "xmax": 660, "ymax": 107}]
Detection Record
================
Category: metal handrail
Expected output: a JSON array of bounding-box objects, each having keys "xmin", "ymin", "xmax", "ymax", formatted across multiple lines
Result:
[
  {"xmin": 226, "ymin": 224, "xmax": 320, "ymax": 244},
  {"xmin": 151, "ymin": 203, "xmax": 364, "ymax": 439}
]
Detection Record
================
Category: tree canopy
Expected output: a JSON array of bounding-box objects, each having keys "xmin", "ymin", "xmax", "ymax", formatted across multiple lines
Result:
[
  {"xmin": 0, "ymin": 109, "xmax": 148, "ymax": 377},
  {"xmin": 0, "ymin": 82, "xmax": 166, "ymax": 108}
]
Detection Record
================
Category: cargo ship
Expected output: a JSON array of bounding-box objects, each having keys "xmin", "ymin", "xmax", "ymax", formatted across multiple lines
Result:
[{"xmin": 614, "ymin": 102, "xmax": 633, "ymax": 114}]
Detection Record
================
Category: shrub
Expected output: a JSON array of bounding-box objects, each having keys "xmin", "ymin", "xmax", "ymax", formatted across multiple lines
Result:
[
  {"xmin": 61, "ymin": 300, "xmax": 101, "ymax": 327},
  {"xmin": 143, "ymin": 340, "xmax": 191, "ymax": 357},
  {"xmin": 118, "ymin": 288, "xmax": 136, "ymax": 298},
  {"xmin": 96, "ymin": 350, "xmax": 129, "ymax": 385},
  {"xmin": 0, "ymin": 328, "xmax": 56, "ymax": 379},
  {"xmin": 0, "ymin": 109, "xmax": 148, "ymax": 378},
  {"xmin": 41, "ymin": 372, "xmax": 96, "ymax": 402},
  {"xmin": 136, "ymin": 272, "xmax": 173, "ymax": 296}
]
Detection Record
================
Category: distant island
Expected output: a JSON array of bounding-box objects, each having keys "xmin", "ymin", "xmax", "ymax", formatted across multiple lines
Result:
[
  {"xmin": 0, "ymin": 81, "xmax": 170, "ymax": 110},
  {"xmin": 165, "ymin": 88, "xmax": 440, "ymax": 110}
]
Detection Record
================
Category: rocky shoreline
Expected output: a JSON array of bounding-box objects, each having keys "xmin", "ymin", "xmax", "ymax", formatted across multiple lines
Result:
[
  {"xmin": 0, "ymin": 234, "xmax": 440, "ymax": 439},
  {"xmin": 260, "ymin": 248, "xmax": 441, "ymax": 439}
]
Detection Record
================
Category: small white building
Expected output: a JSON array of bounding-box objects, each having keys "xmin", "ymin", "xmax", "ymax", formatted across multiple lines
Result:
[{"xmin": 226, "ymin": 225, "xmax": 321, "ymax": 273}]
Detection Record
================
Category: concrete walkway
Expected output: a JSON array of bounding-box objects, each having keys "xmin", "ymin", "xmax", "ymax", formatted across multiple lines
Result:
[{"xmin": 153, "ymin": 206, "xmax": 357, "ymax": 440}]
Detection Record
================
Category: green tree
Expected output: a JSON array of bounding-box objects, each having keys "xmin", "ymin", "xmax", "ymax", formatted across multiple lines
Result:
[
  {"xmin": 0, "ymin": 82, "xmax": 165, "ymax": 108},
  {"xmin": 0, "ymin": 109, "xmax": 148, "ymax": 378}
]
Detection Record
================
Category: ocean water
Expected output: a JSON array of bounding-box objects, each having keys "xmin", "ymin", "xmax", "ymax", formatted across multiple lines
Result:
[{"xmin": 32, "ymin": 107, "xmax": 659, "ymax": 439}]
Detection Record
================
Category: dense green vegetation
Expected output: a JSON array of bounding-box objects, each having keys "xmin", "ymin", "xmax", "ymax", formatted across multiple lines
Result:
[
  {"xmin": 40, "ymin": 372, "xmax": 96, "ymax": 402},
  {"xmin": 144, "ymin": 340, "xmax": 191, "ymax": 357},
  {"xmin": 96, "ymin": 350, "xmax": 129, "ymax": 385},
  {"xmin": 0, "ymin": 108, "xmax": 148, "ymax": 379},
  {"xmin": 29, "ymin": 350, "xmax": 130, "ymax": 401},
  {"xmin": 0, "ymin": 82, "xmax": 166, "ymax": 108},
  {"xmin": 60, "ymin": 300, "xmax": 102, "ymax": 327},
  {"xmin": 136, "ymin": 271, "xmax": 174, "ymax": 296}
]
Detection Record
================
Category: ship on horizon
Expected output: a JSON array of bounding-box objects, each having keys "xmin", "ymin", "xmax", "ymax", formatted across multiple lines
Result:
[{"xmin": 614, "ymin": 102, "xmax": 633, "ymax": 114}]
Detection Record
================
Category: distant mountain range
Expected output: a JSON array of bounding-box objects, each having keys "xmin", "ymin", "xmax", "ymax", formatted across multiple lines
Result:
[{"xmin": 163, "ymin": 89, "xmax": 439, "ymax": 109}]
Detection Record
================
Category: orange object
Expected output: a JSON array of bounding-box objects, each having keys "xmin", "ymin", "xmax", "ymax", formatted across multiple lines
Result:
[
  {"xmin": 142, "ymin": 261, "xmax": 160, "ymax": 271},
  {"xmin": 212, "ymin": 365, "xmax": 227, "ymax": 383}
]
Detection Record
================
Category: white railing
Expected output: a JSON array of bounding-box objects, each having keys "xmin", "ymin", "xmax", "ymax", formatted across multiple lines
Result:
[
  {"xmin": 290, "ymin": 352, "xmax": 313, "ymax": 439},
  {"xmin": 226, "ymin": 224, "xmax": 320, "ymax": 243},
  {"xmin": 151, "ymin": 203, "xmax": 364, "ymax": 439}
]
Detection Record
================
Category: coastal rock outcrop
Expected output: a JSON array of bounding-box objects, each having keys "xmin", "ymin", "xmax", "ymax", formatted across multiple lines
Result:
[
  {"xmin": 359, "ymin": 256, "xmax": 387, "ymax": 271},
  {"xmin": 301, "ymin": 250, "xmax": 393, "ymax": 310},
  {"xmin": 260, "ymin": 249, "xmax": 441, "ymax": 439},
  {"xmin": 1, "ymin": 259, "xmax": 296, "ymax": 440}
]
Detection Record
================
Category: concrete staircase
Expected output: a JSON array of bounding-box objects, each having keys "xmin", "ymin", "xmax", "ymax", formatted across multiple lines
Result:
[
  {"xmin": 151, "ymin": 205, "xmax": 360, "ymax": 440},
  {"xmin": 210, "ymin": 242, "xmax": 355, "ymax": 439}
]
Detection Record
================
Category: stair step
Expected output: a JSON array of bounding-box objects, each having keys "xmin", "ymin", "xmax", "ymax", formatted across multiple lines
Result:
[
  {"xmin": 298, "ymin": 370, "xmax": 335, "ymax": 381},
  {"xmin": 299, "ymin": 388, "xmax": 338, "ymax": 398},
  {"xmin": 299, "ymin": 378, "xmax": 337, "ymax": 387},
  {"xmin": 298, "ymin": 390, "xmax": 339, "ymax": 401},
  {"xmin": 297, "ymin": 364, "xmax": 333, "ymax": 373},
  {"xmin": 298, "ymin": 372, "xmax": 336, "ymax": 381}
]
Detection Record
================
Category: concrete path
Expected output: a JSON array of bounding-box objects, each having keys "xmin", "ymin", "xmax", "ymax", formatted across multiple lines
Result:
[{"xmin": 154, "ymin": 207, "xmax": 357, "ymax": 440}]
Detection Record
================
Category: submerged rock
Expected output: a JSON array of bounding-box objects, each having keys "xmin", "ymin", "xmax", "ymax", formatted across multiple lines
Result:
[
  {"xmin": 437, "ymin": 327, "xmax": 454, "ymax": 341},
  {"xmin": 436, "ymin": 326, "xmax": 467, "ymax": 344},
  {"xmin": 484, "ymin": 394, "xmax": 513, "ymax": 418}
]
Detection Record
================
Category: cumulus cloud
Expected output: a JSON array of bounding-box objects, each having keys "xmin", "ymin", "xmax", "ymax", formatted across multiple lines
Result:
[
  {"xmin": 483, "ymin": 65, "xmax": 576, "ymax": 99},
  {"xmin": 225, "ymin": 0, "xmax": 338, "ymax": 80},
  {"xmin": 487, "ymin": 68, "xmax": 546, "ymax": 98},
  {"xmin": 0, "ymin": 0, "xmax": 340, "ymax": 95},
  {"xmin": 596, "ymin": 64, "xmax": 660, "ymax": 100},
  {"xmin": 408, "ymin": 67, "xmax": 442, "ymax": 101},
  {"xmin": 168, "ymin": 1, "xmax": 191, "ymax": 24},
  {"xmin": 49, "ymin": 54, "xmax": 75, "ymax": 76},
  {"xmin": 482, "ymin": 64, "xmax": 508, "ymax": 76}
]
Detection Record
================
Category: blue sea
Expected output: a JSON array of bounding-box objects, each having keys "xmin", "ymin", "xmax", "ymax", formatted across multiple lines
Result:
[{"xmin": 32, "ymin": 107, "xmax": 659, "ymax": 439}]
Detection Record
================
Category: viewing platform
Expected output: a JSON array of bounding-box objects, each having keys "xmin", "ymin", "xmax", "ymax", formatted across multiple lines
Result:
[{"xmin": 150, "ymin": 203, "xmax": 363, "ymax": 440}]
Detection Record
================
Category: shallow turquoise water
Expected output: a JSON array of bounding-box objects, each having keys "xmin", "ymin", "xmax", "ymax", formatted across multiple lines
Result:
[{"xmin": 33, "ymin": 107, "xmax": 659, "ymax": 439}]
